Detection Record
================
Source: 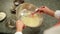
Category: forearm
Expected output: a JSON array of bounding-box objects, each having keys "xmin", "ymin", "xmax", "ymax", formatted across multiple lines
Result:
[
  {"xmin": 15, "ymin": 27, "xmax": 23, "ymax": 34},
  {"xmin": 15, "ymin": 20, "xmax": 24, "ymax": 34},
  {"xmin": 45, "ymin": 10, "xmax": 60, "ymax": 20},
  {"xmin": 45, "ymin": 10, "xmax": 55, "ymax": 17},
  {"xmin": 39, "ymin": 6, "xmax": 60, "ymax": 19}
]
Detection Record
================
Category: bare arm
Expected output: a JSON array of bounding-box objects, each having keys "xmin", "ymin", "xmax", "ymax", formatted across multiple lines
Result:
[
  {"xmin": 39, "ymin": 6, "xmax": 60, "ymax": 20},
  {"xmin": 39, "ymin": 6, "xmax": 55, "ymax": 17},
  {"xmin": 15, "ymin": 20, "xmax": 25, "ymax": 34}
]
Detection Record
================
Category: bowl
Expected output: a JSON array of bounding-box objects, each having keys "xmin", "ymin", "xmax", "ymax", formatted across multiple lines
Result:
[{"xmin": 16, "ymin": 3, "xmax": 43, "ymax": 27}]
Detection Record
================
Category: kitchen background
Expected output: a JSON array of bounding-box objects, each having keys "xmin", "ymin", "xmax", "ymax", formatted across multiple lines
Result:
[{"xmin": 0, "ymin": 0, "xmax": 60, "ymax": 34}]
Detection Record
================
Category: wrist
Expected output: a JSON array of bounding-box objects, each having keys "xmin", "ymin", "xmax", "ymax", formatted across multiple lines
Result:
[
  {"xmin": 16, "ymin": 28, "xmax": 23, "ymax": 32},
  {"xmin": 16, "ymin": 29, "xmax": 23, "ymax": 32}
]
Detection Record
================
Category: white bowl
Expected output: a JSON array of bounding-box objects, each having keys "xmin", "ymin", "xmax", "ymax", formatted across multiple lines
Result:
[{"xmin": 0, "ymin": 12, "xmax": 6, "ymax": 21}]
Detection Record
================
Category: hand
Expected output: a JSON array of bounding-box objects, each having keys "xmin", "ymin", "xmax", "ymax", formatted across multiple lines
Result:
[
  {"xmin": 16, "ymin": 20, "xmax": 25, "ymax": 32},
  {"xmin": 38, "ymin": 6, "xmax": 52, "ymax": 13},
  {"xmin": 38, "ymin": 6, "xmax": 54, "ymax": 17}
]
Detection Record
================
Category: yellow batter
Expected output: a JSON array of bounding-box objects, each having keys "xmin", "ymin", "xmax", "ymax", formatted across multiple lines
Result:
[{"xmin": 21, "ymin": 13, "xmax": 41, "ymax": 27}]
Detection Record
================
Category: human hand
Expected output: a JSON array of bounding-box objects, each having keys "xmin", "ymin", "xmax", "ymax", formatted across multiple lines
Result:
[
  {"xmin": 38, "ymin": 6, "xmax": 52, "ymax": 14},
  {"xmin": 16, "ymin": 20, "xmax": 25, "ymax": 32},
  {"xmin": 38, "ymin": 6, "xmax": 54, "ymax": 16}
]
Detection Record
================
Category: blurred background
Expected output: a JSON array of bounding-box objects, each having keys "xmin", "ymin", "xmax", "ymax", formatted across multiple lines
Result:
[{"xmin": 0, "ymin": 0, "xmax": 60, "ymax": 34}]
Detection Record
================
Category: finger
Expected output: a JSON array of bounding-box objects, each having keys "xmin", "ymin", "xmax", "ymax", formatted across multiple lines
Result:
[
  {"xmin": 23, "ymin": 24, "xmax": 26, "ymax": 29},
  {"xmin": 16, "ymin": 20, "xmax": 23, "ymax": 25},
  {"xmin": 37, "ymin": 8, "xmax": 44, "ymax": 12}
]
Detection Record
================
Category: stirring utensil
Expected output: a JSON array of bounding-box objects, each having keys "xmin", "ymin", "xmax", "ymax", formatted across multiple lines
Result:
[
  {"xmin": 31, "ymin": 6, "xmax": 45, "ymax": 15},
  {"xmin": 31, "ymin": 8, "xmax": 40, "ymax": 16}
]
